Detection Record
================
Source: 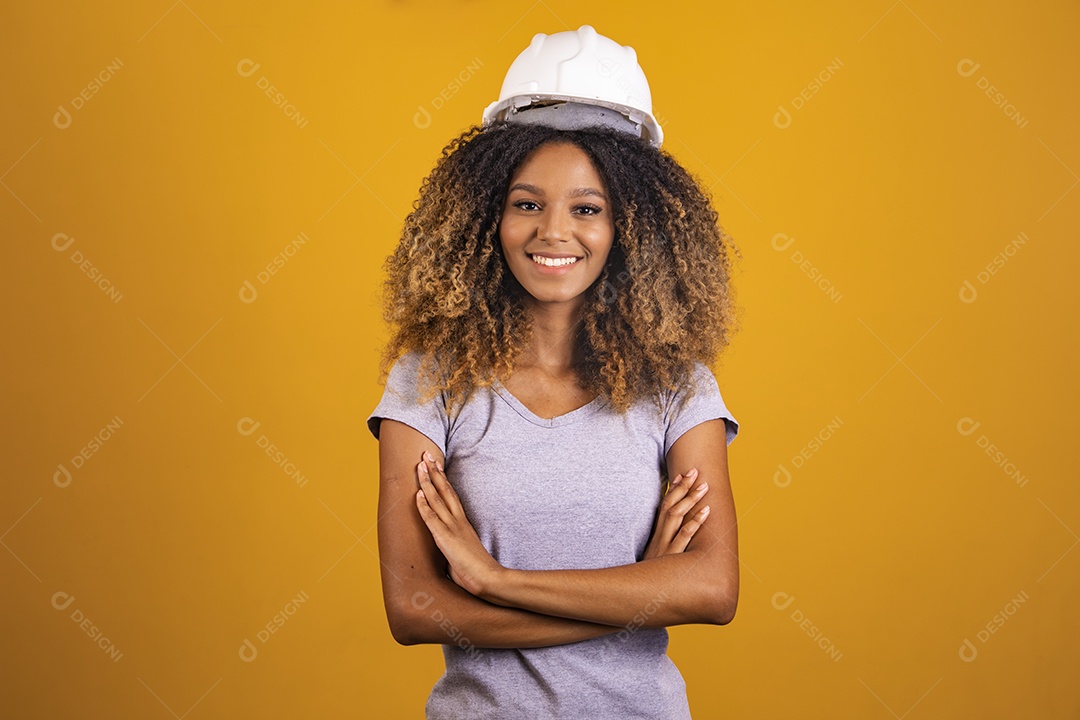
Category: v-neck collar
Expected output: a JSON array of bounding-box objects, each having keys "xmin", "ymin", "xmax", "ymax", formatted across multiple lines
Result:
[{"xmin": 491, "ymin": 379, "xmax": 607, "ymax": 428}]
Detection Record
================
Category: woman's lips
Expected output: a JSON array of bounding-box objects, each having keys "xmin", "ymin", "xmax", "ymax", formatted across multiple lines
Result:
[{"xmin": 528, "ymin": 253, "xmax": 581, "ymax": 274}]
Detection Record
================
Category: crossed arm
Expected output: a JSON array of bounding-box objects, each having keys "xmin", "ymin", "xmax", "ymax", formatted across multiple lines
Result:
[{"xmin": 375, "ymin": 417, "xmax": 739, "ymax": 648}]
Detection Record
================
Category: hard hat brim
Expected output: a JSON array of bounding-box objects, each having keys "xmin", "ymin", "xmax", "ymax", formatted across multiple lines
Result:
[{"xmin": 482, "ymin": 94, "xmax": 664, "ymax": 148}]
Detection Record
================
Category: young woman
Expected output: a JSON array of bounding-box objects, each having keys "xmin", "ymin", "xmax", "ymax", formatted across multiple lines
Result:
[{"xmin": 367, "ymin": 27, "xmax": 742, "ymax": 719}]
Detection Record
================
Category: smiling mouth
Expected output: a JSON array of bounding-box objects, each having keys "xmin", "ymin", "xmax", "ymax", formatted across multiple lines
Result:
[{"xmin": 529, "ymin": 254, "xmax": 581, "ymax": 268}]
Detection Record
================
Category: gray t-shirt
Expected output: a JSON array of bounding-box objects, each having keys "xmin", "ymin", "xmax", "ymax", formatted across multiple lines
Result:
[{"xmin": 367, "ymin": 350, "xmax": 740, "ymax": 719}]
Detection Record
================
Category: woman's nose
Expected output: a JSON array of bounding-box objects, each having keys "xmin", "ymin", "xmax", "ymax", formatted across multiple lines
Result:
[{"xmin": 538, "ymin": 210, "xmax": 571, "ymax": 242}]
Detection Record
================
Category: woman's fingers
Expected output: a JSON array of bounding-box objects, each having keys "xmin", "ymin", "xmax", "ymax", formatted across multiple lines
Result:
[
  {"xmin": 660, "ymin": 472, "xmax": 693, "ymax": 509},
  {"xmin": 669, "ymin": 505, "xmax": 711, "ymax": 553},
  {"xmin": 412, "ymin": 451, "xmax": 501, "ymax": 598},
  {"xmin": 417, "ymin": 459, "xmax": 455, "ymax": 525},
  {"xmin": 423, "ymin": 452, "xmax": 463, "ymax": 515},
  {"xmin": 651, "ymin": 477, "xmax": 688, "ymax": 547},
  {"xmin": 415, "ymin": 485, "xmax": 443, "ymax": 530},
  {"xmin": 643, "ymin": 468, "xmax": 710, "ymax": 559},
  {"xmin": 417, "ymin": 451, "xmax": 468, "ymax": 532},
  {"xmin": 660, "ymin": 471, "xmax": 707, "ymax": 529},
  {"xmin": 667, "ymin": 478, "xmax": 709, "ymax": 520}
]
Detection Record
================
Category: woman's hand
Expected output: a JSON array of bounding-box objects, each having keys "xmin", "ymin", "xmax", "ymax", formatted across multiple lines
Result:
[
  {"xmin": 415, "ymin": 451, "xmax": 504, "ymax": 599},
  {"xmin": 642, "ymin": 468, "xmax": 710, "ymax": 561}
]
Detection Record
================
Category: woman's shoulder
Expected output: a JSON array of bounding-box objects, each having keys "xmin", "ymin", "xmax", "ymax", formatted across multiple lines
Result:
[
  {"xmin": 382, "ymin": 348, "xmax": 472, "ymax": 413},
  {"xmin": 386, "ymin": 348, "xmax": 451, "ymax": 380},
  {"xmin": 659, "ymin": 361, "xmax": 720, "ymax": 400},
  {"xmin": 651, "ymin": 361, "xmax": 724, "ymax": 417},
  {"xmin": 388, "ymin": 348, "xmax": 424, "ymax": 372},
  {"xmin": 380, "ymin": 349, "xmax": 446, "ymax": 399}
]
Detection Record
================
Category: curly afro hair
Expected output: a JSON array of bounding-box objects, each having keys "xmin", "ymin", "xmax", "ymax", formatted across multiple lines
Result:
[{"xmin": 377, "ymin": 121, "xmax": 742, "ymax": 415}]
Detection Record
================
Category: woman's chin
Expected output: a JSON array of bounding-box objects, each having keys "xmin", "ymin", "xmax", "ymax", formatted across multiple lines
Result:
[{"xmin": 521, "ymin": 289, "xmax": 590, "ymax": 309}]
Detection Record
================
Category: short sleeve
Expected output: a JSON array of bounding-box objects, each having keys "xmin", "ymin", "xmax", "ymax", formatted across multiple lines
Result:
[
  {"xmin": 664, "ymin": 362, "xmax": 740, "ymax": 456},
  {"xmin": 366, "ymin": 351, "xmax": 450, "ymax": 456}
]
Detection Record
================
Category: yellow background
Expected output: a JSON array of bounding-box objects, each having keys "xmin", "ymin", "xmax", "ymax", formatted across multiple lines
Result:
[{"xmin": 4, "ymin": 1, "xmax": 1078, "ymax": 717}]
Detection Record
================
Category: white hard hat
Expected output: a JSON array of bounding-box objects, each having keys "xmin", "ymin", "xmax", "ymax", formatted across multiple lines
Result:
[{"xmin": 482, "ymin": 25, "xmax": 663, "ymax": 148}]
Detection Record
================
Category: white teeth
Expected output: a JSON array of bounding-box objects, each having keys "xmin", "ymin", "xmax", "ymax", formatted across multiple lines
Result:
[{"xmin": 530, "ymin": 255, "xmax": 579, "ymax": 267}]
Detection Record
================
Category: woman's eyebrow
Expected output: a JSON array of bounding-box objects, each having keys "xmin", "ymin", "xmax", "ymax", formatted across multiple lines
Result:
[
  {"xmin": 507, "ymin": 182, "xmax": 544, "ymax": 195},
  {"xmin": 507, "ymin": 183, "xmax": 607, "ymax": 200},
  {"xmin": 568, "ymin": 187, "xmax": 607, "ymax": 200}
]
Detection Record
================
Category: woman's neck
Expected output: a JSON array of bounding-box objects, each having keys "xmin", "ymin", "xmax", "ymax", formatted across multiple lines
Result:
[{"xmin": 519, "ymin": 299, "xmax": 586, "ymax": 373}]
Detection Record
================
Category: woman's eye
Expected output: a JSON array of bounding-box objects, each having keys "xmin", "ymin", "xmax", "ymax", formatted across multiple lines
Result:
[
  {"xmin": 576, "ymin": 204, "xmax": 603, "ymax": 215},
  {"xmin": 514, "ymin": 200, "xmax": 540, "ymax": 211}
]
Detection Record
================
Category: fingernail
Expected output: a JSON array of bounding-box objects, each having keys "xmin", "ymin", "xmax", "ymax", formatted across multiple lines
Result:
[
  {"xmin": 672, "ymin": 475, "xmax": 682, "ymax": 486},
  {"xmin": 697, "ymin": 482, "xmax": 708, "ymax": 493},
  {"xmin": 701, "ymin": 505, "xmax": 710, "ymax": 515},
  {"xmin": 423, "ymin": 451, "xmax": 433, "ymax": 462},
  {"xmin": 688, "ymin": 468, "xmax": 698, "ymax": 476},
  {"xmin": 419, "ymin": 461, "xmax": 428, "ymax": 476},
  {"xmin": 435, "ymin": 460, "xmax": 443, "ymax": 472}
]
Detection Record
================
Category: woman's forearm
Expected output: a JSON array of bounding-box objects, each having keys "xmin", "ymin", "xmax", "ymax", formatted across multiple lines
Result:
[
  {"xmin": 387, "ymin": 575, "xmax": 620, "ymax": 649},
  {"xmin": 412, "ymin": 446, "xmax": 737, "ymax": 630},
  {"xmin": 481, "ymin": 551, "xmax": 737, "ymax": 628},
  {"xmin": 379, "ymin": 431, "xmax": 620, "ymax": 650}
]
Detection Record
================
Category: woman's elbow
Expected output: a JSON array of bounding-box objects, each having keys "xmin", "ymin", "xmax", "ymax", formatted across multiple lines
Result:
[
  {"xmin": 712, "ymin": 594, "xmax": 738, "ymax": 625},
  {"xmin": 385, "ymin": 595, "xmax": 429, "ymax": 646},
  {"xmin": 702, "ymin": 580, "xmax": 739, "ymax": 626},
  {"xmin": 387, "ymin": 619, "xmax": 420, "ymax": 646}
]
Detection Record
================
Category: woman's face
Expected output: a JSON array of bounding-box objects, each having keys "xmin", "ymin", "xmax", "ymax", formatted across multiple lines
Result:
[{"xmin": 499, "ymin": 141, "xmax": 614, "ymax": 313}]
